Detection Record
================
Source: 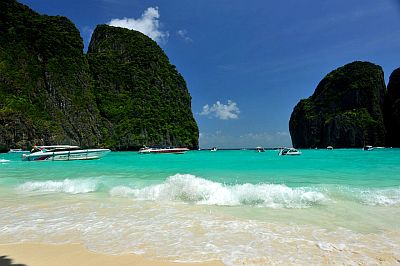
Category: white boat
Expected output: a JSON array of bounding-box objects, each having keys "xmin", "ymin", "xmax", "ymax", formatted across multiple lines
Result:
[
  {"xmin": 8, "ymin": 148, "xmax": 28, "ymax": 153},
  {"xmin": 210, "ymin": 147, "xmax": 217, "ymax": 152},
  {"xmin": 256, "ymin": 146, "xmax": 265, "ymax": 152},
  {"xmin": 138, "ymin": 146, "xmax": 189, "ymax": 154},
  {"xmin": 363, "ymin": 145, "xmax": 374, "ymax": 151},
  {"xmin": 21, "ymin": 145, "xmax": 111, "ymax": 161},
  {"xmin": 326, "ymin": 146, "xmax": 333, "ymax": 150},
  {"xmin": 278, "ymin": 147, "xmax": 302, "ymax": 156}
]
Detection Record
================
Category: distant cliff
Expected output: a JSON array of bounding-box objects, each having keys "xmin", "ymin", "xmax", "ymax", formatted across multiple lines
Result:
[
  {"xmin": 289, "ymin": 61, "xmax": 386, "ymax": 148},
  {"xmin": 0, "ymin": 0, "xmax": 198, "ymax": 151},
  {"xmin": 384, "ymin": 68, "xmax": 400, "ymax": 147},
  {"xmin": 87, "ymin": 25, "xmax": 199, "ymax": 150}
]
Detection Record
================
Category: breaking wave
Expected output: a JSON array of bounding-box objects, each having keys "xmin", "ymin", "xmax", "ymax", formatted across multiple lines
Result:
[
  {"xmin": 15, "ymin": 174, "xmax": 400, "ymax": 207},
  {"xmin": 17, "ymin": 179, "xmax": 99, "ymax": 194},
  {"xmin": 110, "ymin": 174, "xmax": 328, "ymax": 208},
  {"xmin": 342, "ymin": 187, "xmax": 400, "ymax": 206}
]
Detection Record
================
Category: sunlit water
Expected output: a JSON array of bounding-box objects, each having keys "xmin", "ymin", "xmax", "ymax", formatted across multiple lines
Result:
[{"xmin": 1, "ymin": 149, "xmax": 399, "ymax": 265}]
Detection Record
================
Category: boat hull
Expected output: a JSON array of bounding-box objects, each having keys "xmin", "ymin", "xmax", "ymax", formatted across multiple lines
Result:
[
  {"xmin": 138, "ymin": 148, "xmax": 189, "ymax": 154},
  {"xmin": 22, "ymin": 149, "xmax": 110, "ymax": 161},
  {"xmin": 278, "ymin": 148, "xmax": 302, "ymax": 156}
]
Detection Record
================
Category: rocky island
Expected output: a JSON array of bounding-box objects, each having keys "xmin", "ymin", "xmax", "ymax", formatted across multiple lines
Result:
[
  {"xmin": 289, "ymin": 61, "xmax": 387, "ymax": 148},
  {"xmin": 0, "ymin": 0, "xmax": 198, "ymax": 151}
]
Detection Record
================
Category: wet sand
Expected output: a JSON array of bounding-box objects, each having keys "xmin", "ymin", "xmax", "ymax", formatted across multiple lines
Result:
[{"xmin": 0, "ymin": 243, "xmax": 223, "ymax": 266}]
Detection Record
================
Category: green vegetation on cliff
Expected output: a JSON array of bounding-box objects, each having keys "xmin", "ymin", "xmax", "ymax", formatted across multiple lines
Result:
[
  {"xmin": 289, "ymin": 61, "xmax": 386, "ymax": 148},
  {"xmin": 87, "ymin": 25, "xmax": 198, "ymax": 150},
  {"xmin": 384, "ymin": 68, "xmax": 400, "ymax": 147},
  {"xmin": 0, "ymin": 0, "xmax": 198, "ymax": 151},
  {"xmin": 0, "ymin": 0, "xmax": 101, "ymax": 152}
]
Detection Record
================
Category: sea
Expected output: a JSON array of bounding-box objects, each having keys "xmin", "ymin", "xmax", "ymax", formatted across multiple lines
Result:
[{"xmin": 0, "ymin": 149, "xmax": 399, "ymax": 265}]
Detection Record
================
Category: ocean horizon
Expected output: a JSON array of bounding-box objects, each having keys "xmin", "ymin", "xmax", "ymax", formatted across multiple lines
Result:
[{"xmin": 1, "ymin": 149, "xmax": 399, "ymax": 265}]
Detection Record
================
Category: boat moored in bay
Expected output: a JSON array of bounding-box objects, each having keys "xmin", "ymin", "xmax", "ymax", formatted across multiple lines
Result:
[
  {"xmin": 8, "ymin": 148, "xmax": 28, "ymax": 153},
  {"xmin": 363, "ymin": 145, "xmax": 374, "ymax": 151},
  {"xmin": 278, "ymin": 147, "xmax": 302, "ymax": 156},
  {"xmin": 138, "ymin": 146, "xmax": 189, "ymax": 154},
  {"xmin": 255, "ymin": 146, "xmax": 265, "ymax": 152},
  {"xmin": 22, "ymin": 145, "xmax": 111, "ymax": 161}
]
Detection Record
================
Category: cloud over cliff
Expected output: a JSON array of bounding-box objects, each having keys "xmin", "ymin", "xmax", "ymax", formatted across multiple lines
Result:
[{"xmin": 108, "ymin": 7, "xmax": 168, "ymax": 42}]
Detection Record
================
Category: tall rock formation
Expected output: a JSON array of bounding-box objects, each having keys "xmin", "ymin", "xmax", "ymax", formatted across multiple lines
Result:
[
  {"xmin": 87, "ymin": 25, "xmax": 199, "ymax": 150},
  {"xmin": 384, "ymin": 68, "xmax": 400, "ymax": 147},
  {"xmin": 289, "ymin": 61, "xmax": 386, "ymax": 148},
  {"xmin": 0, "ymin": 0, "xmax": 101, "ymax": 152},
  {"xmin": 0, "ymin": 0, "xmax": 199, "ymax": 151}
]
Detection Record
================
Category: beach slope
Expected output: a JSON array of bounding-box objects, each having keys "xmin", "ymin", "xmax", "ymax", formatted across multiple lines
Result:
[{"xmin": 0, "ymin": 243, "xmax": 223, "ymax": 266}]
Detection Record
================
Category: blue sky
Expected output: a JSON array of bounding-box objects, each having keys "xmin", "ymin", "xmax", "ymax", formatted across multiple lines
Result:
[{"xmin": 20, "ymin": 0, "xmax": 400, "ymax": 148}]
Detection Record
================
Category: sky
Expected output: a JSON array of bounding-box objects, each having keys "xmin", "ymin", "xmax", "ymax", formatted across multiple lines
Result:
[{"xmin": 19, "ymin": 0, "xmax": 400, "ymax": 148}]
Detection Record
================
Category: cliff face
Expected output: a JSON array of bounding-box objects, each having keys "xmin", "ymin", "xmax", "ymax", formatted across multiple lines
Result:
[
  {"xmin": 0, "ymin": 0, "xmax": 101, "ymax": 152},
  {"xmin": 384, "ymin": 68, "xmax": 400, "ymax": 147},
  {"xmin": 289, "ymin": 61, "xmax": 386, "ymax": 148},
  {"xmin": 87, "ymin": 25, "xmax": 199, "ymax": 150},
  {"xmin": 0, "ymin": 0, "xmax": 199, "ymax": 151}
]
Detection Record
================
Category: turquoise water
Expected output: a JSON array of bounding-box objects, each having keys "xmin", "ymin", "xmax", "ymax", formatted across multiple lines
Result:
[{"xmin": 1, "ymin": 149, "xmax": 400, "ymax": 264}]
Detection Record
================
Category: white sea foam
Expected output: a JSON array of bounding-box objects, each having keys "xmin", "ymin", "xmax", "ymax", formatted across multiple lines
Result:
[
  {"xmin": 317, "ymin": 242, "xmax": 346, "ymax": 251},
  {"xmin": 332, "ymin": 186, "xmax": 400, "ymax": 206},
  {"xmin": 17, "ymin": 179, "xmax": 98, "ymax": 194},
  {"xmin": 355, "ymin": 188, "xmax": 400, "ymax": 206},
  {"xmin": 1, "ymin": 198, "xmax": 399, "ymax": 265},
  {"xmin": 110, "ymin": 174, "xmax": 328, "ymax": 208}
]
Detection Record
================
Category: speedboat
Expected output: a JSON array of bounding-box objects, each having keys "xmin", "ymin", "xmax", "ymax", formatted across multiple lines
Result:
[
  {"xmin": 138, "ymin": 146, "xmax": 189, "ymax": 154},
  {"xmin": 22, "ymin": 145, "xmax": 111, "ymax": 161},
  {"xmin": 210, "ymin": 147, "xmax": 217, "ymax": 152},
  {"xmin": 363, "ymin": 145, "xmax": 374, "ymax": 151},
  {"xmin": 255, "ymin": 146, "xmax": 265, "ymax": 152},
  {"xmin": 8, "ymin": 148, "xmax": 28, "ymax": 153},
  {"xmin": 326, "ymin": 146, "xmax": 333, "ymax": 150},
  {"xmin": 278, "ymin": 147, "xmax": 302, "ymax": 156}
]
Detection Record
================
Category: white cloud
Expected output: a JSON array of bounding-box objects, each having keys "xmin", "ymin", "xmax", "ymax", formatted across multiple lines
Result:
[
  {"xmin": 200, "ymin": 100, "xmax": 240, "ymax": 120},
  {"xmin": 176, "ymin": 29, "xmax": 193, "ymax": 43},
  {"xmin": 108, "ymin": 7, "xmax": 168, "ymax": 42}
]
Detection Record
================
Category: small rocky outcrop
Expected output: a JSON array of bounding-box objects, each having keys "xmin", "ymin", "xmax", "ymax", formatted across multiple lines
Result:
[
  {"xmin": 384, "ymin": 68, "xmax": 400, "ymax": 147},
  {"xmin": 289, "ymin": 61, "xmax": 386, "ymax": 148}
]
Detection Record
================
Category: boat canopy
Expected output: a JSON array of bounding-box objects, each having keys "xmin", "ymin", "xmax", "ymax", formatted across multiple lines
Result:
[{"xmin": 31, "ymin": 145, "xmax": 81, "ymax": 153}]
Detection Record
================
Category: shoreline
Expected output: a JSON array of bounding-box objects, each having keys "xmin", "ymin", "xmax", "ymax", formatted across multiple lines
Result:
[{"xmin": 0, "ymin": 243, "xmax": 224, "ymax": 266}]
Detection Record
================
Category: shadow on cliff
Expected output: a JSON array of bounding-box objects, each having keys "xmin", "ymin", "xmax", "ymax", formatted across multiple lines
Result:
[{"xmin": 0, "ymin": 256, "xmax": 26, "ymax": 266}]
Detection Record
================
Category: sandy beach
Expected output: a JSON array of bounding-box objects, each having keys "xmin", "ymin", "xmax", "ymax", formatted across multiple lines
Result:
[{"xmin": 0, "ymin": 243, "xmax": 223, "ymax": 266}]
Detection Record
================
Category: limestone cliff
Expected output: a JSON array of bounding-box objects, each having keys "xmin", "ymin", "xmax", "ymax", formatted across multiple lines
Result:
[
  {"xmin": 0, "ymin": 0, "xmax": 101, "ymax": 152},
  {"xmin": 289, "ymin": 61, "xmax": 386, "ymax": 148},
  {"xmin": 384, "ymin": 68, "xmax": 400, "ymax": 147},
  {"xmin": 0, "ymin": 0, "xmax": 199, "ymax": 151},
  {"xmin": 87, "ymin": 25, "xmax": 199, "ymax": 150}
]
